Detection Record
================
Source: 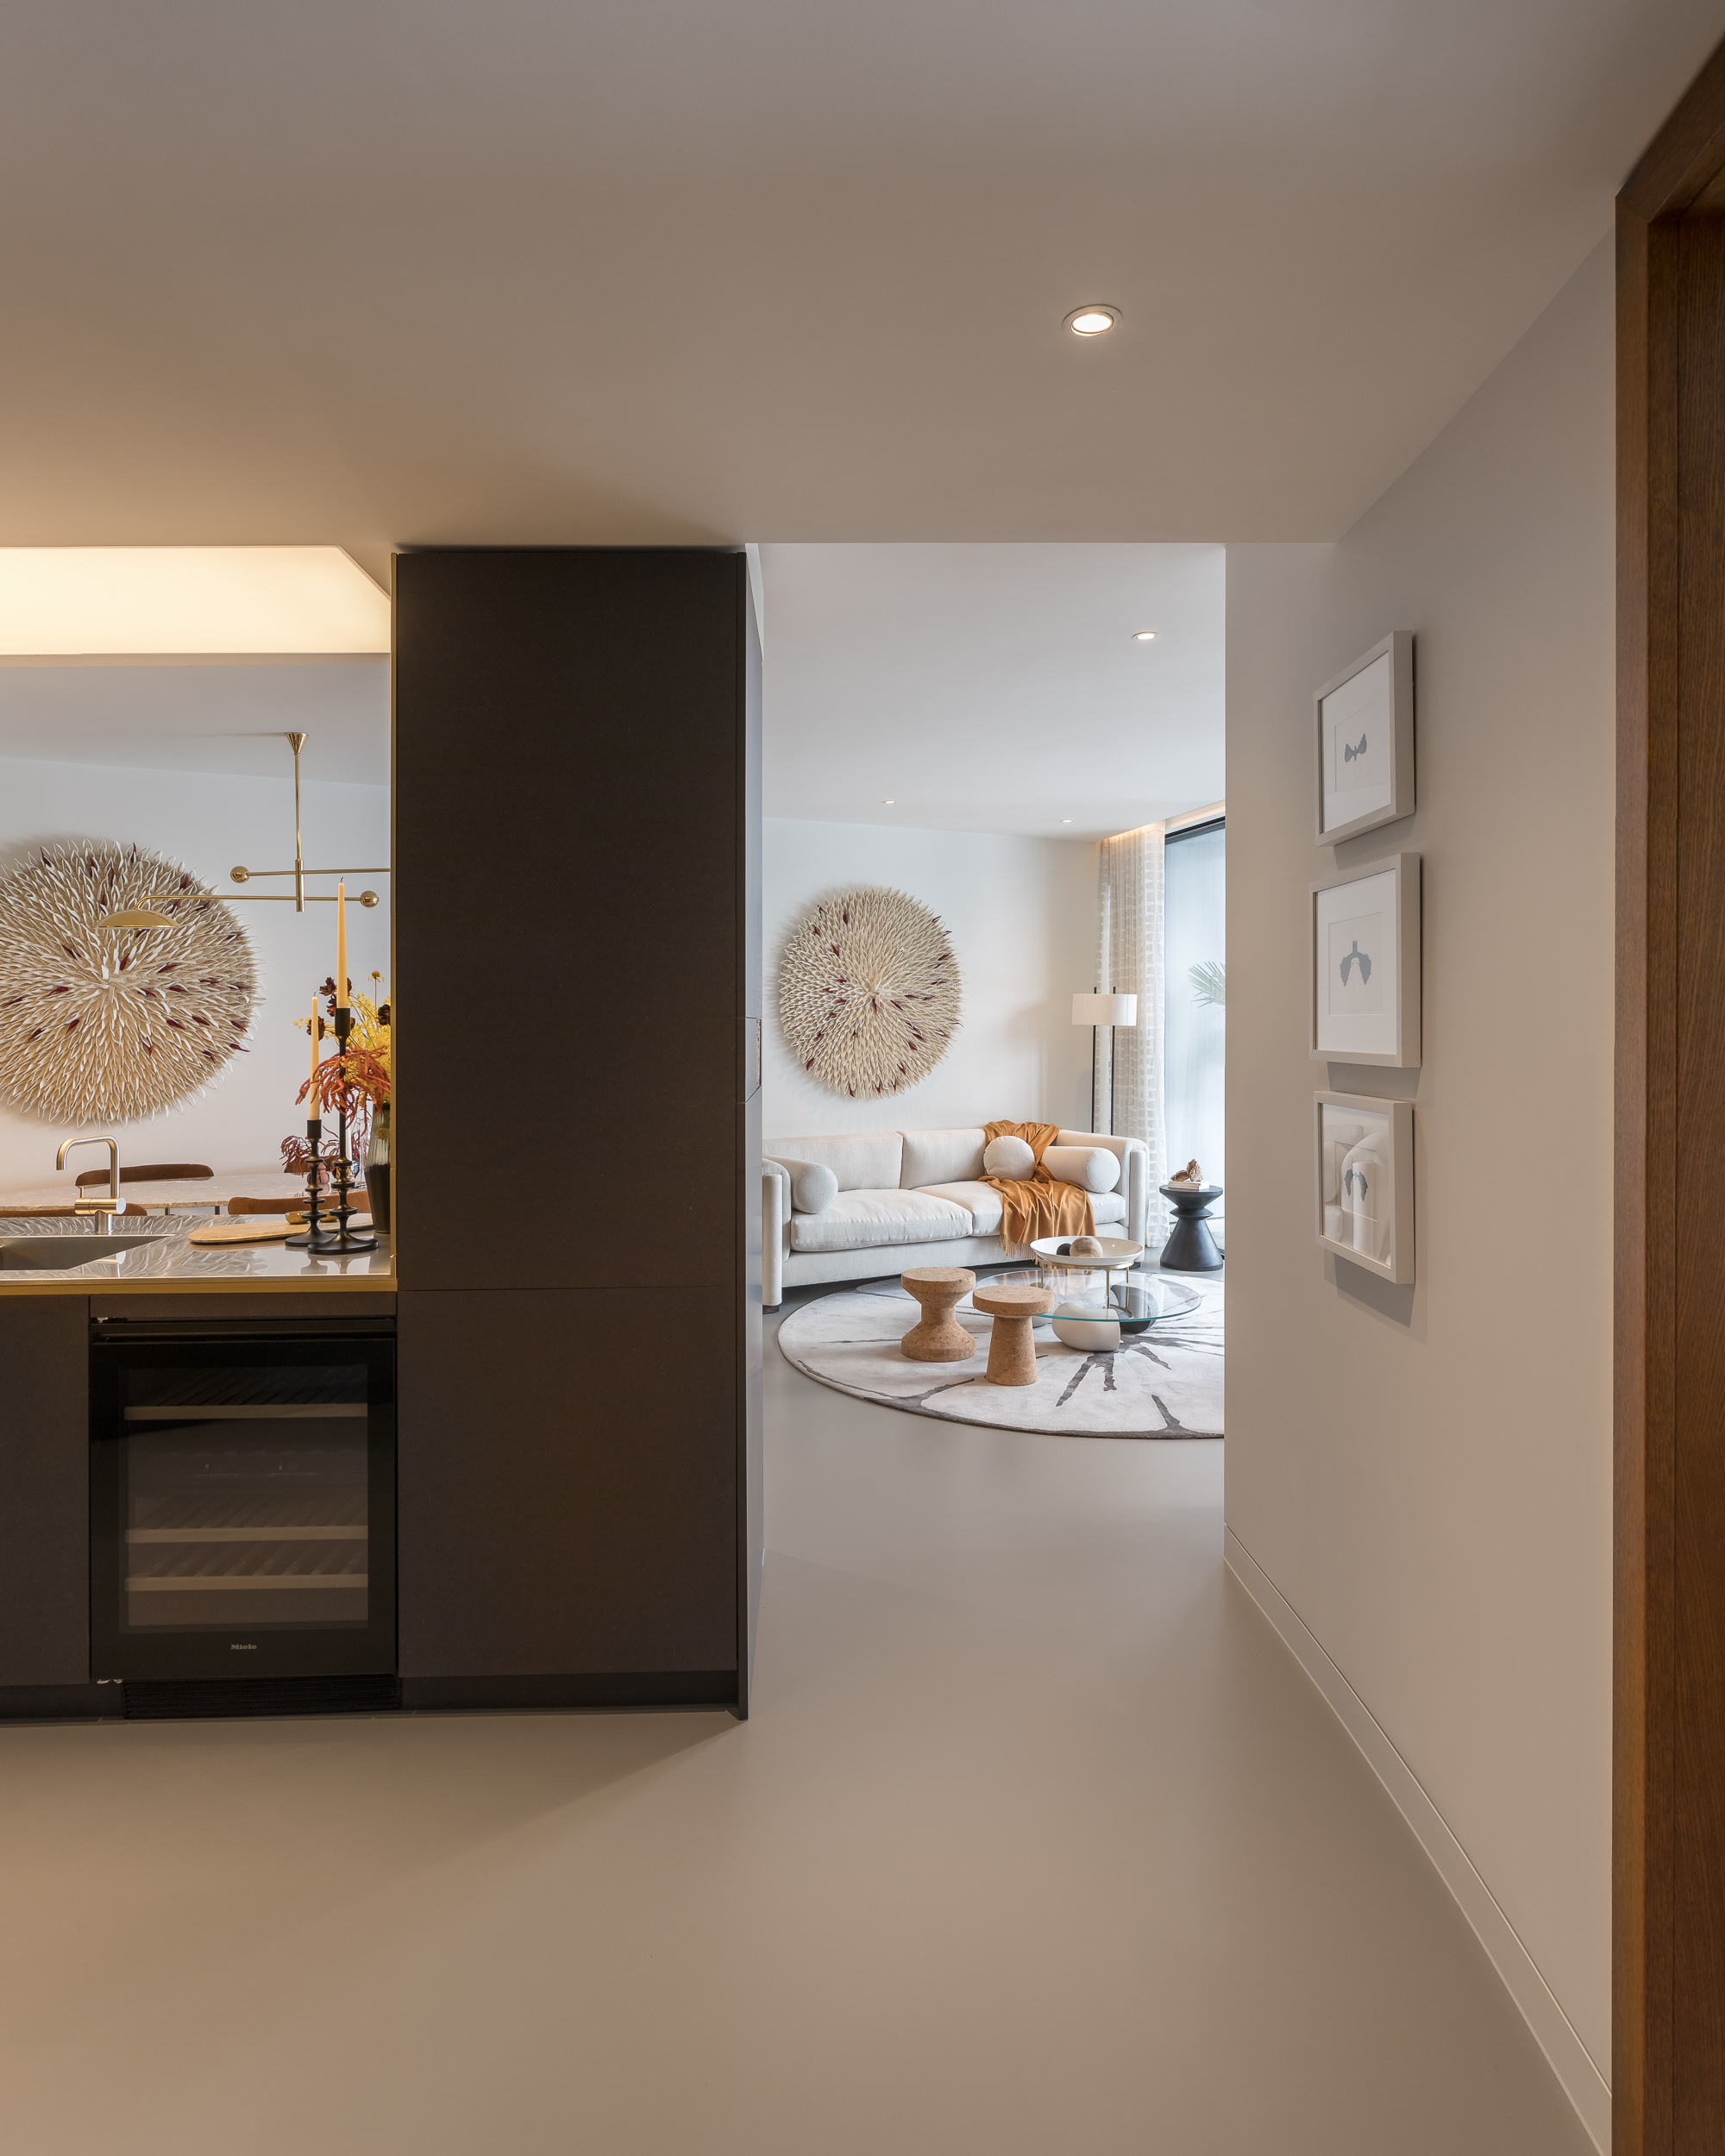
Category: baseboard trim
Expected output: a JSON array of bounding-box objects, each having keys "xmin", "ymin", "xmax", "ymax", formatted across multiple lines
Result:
[
  {"xmin": 0, "ymin": 1683, "xmax": 116, "ymax": 1722},
  {"xmin": 1223, "ymin": 1526, "xmax": 1610, "ymax": 2154},
  {"xmin": 400, "ymin": 1671, "xmax": 738, "ymax": 1713}
]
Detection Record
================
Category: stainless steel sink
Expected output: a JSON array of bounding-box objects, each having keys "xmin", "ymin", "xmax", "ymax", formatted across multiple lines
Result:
[{"xmin": 0, "ymin": 1235, "xmax": 165, "ymax": 1272}]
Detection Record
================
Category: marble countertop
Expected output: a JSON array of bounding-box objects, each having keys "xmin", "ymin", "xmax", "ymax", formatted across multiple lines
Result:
[{"xmin": 0, "ymin": 1216, "xmax": 395, "ymax": 1296}]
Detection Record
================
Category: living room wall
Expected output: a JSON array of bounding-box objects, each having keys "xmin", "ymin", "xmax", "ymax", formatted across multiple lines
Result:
[
  {"xmin": 0, "ymin": 755, "xmax": 391, "ymax": 1194},
  {"xmin": 1224, "ymin": 236, "xmax": 1613, "ymax": 2140},
  {"xmin": 763, "ymin": 818, "xmax": 1095, "ymax": 1141}
]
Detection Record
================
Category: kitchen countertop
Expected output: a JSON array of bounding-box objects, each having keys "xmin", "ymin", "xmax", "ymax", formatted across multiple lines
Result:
[{"xmin": 0, "ymin": 1216, "xmax": 394, "ymax": 1295}]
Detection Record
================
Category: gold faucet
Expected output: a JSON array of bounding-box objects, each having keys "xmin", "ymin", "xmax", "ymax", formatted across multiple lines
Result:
[{"xmin": 56, "ymin": 1136, "xmax": 123, "ymax": 1234}]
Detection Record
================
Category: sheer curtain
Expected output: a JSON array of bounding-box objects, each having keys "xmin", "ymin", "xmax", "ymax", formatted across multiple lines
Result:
[
  {"xmin": 1163, "ymin": 819, "xmax": 1225, "ymax": 1237},
  {"xmin": 1095, "ymin": 822, "xmax": 1170, "ymax": 1244}
]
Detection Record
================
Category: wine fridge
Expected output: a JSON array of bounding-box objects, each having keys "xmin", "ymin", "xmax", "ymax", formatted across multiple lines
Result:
[{"xmin": 91, "ymin": 1318, "xmax": 396, "ymax": 1689}]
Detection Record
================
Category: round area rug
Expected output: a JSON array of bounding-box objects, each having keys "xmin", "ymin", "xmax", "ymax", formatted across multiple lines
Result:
[{"xmin": 777, "ymin": 1273, "xmax": 1223, "ymax": 1439}]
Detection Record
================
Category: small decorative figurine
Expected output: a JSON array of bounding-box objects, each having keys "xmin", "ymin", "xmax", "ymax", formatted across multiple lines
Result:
[{"xmin": 1169, "ymin": 1159, "xmax": 1204, "ymax": 1187}]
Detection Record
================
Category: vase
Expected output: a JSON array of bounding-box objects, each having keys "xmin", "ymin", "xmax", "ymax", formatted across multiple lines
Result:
[{"xmin": 365, "ymin": 1104, "xmax": 391, "ymax": 1233}]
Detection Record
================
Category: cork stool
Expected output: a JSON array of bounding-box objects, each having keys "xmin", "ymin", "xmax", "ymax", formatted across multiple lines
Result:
[
  {"xmin": 900, "ymin": 1266, "xmax": 978, "ymax": 1362},
  {"xmin": 971, "ymin": 1281, "xmax": 1056, "ymax": 1386}
]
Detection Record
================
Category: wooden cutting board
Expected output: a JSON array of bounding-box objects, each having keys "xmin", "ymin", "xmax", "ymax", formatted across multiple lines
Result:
[
  {"xmin": 188, "ymin": 1214, "xmax": 373, "ymax": 1247},
  {"xmin": 188, "ymin": 1219, "xmax": 298, "ymax": 1245}
]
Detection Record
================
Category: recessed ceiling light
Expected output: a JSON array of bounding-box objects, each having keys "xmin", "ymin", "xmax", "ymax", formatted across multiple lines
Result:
[
  {"xmin": 883, "ymin": 799, "xmax": 895, "ymax": 805},
  {"xmin": 1062, "ymin": 818, "xmax": 1072, "ymax": 824},
  {"xmin": 1065, "ymin": 304, "xmax": 1120, "ymax": 337},
  {"xmin": 1133, "ymin": 630, "xmax": 1156, "ymax": 642}
]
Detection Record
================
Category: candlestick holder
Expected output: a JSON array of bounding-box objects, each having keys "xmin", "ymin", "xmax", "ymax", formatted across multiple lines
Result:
[
  {"xmin": 283, "ymin": 1116, "xmax": 325, "ymax": 1249},
  {"xmin": 287, "ymin": 1008, "xmax": 377, "ymax": 1253}
]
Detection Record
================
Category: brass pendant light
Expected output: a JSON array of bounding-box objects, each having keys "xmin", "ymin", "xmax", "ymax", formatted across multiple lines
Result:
[{"xmin": 98, "ymin": 732, "xmax": 387, "ymax": 928}]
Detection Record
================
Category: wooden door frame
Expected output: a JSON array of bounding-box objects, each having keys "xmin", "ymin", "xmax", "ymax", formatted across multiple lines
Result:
[{"xmin": 1618, "ymin": 34, "xmax": 1725, "ymax": 2155}]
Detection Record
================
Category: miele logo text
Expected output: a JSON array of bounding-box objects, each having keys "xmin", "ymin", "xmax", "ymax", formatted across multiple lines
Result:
[{"xmin": 230, "ymin": 1642, "xmax": 257, "ymax": 1651}]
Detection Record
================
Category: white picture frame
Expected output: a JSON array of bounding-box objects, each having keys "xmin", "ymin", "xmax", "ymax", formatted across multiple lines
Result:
[
  {"xmin": 1309, "ymin": 851, "xmax": 1421, "ymax": 1068},
  {"xmin": 1314, "ymin": 631, "xmax": 1414, "ymax": 846},
  {"xmin": 1314, "ymin": 1091, "xmax": 1414, "ymax": 1284}
]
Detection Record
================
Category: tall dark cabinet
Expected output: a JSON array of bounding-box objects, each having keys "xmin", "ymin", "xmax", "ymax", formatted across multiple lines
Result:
[{"xmin": 392, "ymin": 548, "xmax": 762, "ymax": 1715}]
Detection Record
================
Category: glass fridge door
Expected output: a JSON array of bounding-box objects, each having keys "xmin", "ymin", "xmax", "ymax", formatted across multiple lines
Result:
[{"xmin": 91, "ymin": 1335, "xmax": 396, "ymax": 1682}]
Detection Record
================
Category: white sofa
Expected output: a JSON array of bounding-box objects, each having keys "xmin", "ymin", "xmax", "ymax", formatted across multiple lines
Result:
[{"xmin": 762, "ymin": 1126, "xmax": 1150, "ymax": 1307}]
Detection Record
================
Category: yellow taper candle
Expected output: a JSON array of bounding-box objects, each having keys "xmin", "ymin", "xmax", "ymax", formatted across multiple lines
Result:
[
  {"xmin": 336, "ymin": 881, "xmax": 348, "ymax": 1009},
  {"xmin": 309, "ymin": 1003, "xmax": 320, "ymax": 1108}
]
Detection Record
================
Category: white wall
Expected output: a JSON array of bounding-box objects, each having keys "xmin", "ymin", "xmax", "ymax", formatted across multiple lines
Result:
[
  {"xmin": 0, "ymin": 756, "xmax": 390, "ymax": 1194},
  {"xmin": 764, "ymin": 818, "xmax": 1096, "ymax": 1141},
  {"xmin": 1225, "ymin": 235, "xmax": 1614, "ymax": 2127}
]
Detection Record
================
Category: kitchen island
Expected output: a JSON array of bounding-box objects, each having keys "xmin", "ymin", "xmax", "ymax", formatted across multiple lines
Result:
[
  {"xmin": 0, "ymin": 1227, "xmax": 396, "ymax": 1720},
  {"xmin": 0, "ymin": 1215, "xmax": 393, "ymax": 1295}
]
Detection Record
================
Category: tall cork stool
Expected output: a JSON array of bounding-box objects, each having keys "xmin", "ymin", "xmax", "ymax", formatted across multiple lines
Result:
[
  {"xmin": 971, "ymin": 1281, "xmax": 1056, "ymax": 1386},
  {"xmin": 900, "ymin": 1266, "xmax": 978, "ymax": 1361}
]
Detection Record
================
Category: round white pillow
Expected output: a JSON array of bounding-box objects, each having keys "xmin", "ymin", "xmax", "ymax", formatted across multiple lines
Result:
[
  {"xmin": 790, "ymin": 1161, "xmax": 838, "ymax": 1214},
  {"xmin": 771, "ymin": 1156, "xmax": 838, "ymax": 1213},
  {"xmin": 1041, "ymin": 1144, "xmax": 1120, "ymax": 1194},
  {"xmin": 982, "ymin": 1134, "xmax": 1036, "ymax": 1179}
]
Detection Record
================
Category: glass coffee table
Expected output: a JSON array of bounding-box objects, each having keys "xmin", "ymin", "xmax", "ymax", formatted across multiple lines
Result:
[{"xmin": 984, "ymin": 1269, "xmax": 1200, "ymax": 1334}]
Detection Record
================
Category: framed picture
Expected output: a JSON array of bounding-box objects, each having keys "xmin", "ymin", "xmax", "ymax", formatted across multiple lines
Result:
[
  {"xmin": 1314, "ymin": 1091, "xmax": 1414, "ymax": 1283},
  {"xmin": 1314, "ymin": 630, "xmax": 1414, "ymax": 846},
  {"xmin": 1309, "ymin": 851, "xmax": 1421, "ymax": 1067}
]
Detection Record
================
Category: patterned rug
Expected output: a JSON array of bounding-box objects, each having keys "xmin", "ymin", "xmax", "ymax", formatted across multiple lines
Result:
[{"xmin": 776, "ymin": 1272, "xmax": 1223, "ymax": 1439}]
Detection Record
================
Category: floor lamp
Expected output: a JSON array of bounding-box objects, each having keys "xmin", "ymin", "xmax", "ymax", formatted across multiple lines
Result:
[{"xmin": 1072, "ymin": 991, "xmax": 1138, "ymax": 1136}]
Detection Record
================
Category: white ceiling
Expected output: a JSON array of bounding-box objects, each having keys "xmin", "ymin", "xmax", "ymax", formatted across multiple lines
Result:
[
  {"xmin": 0, "ymin": 661, "xmax": 390, "ymax": 786},
  {"xmin": 762, "ymin": 544, "xmax": 1223, "ymax": 838},
  {"xmin": 0, "ymin": 3, "xmax": 1715, "ymax": 571}
]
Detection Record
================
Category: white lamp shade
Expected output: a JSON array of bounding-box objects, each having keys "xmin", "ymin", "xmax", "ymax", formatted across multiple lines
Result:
[{"xmin": 1072, "ymin": 993, "xmax": 1138, "ymax": 1027}]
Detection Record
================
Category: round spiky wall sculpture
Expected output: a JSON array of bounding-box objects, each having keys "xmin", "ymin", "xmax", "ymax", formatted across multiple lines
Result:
[
  {"xmin": 0, "ymin": 843, "xmax": 257, "ymax": 1124},
  {"xmin": 778, "ymin": 885, "xmax": 961, "ymax": 1098}
]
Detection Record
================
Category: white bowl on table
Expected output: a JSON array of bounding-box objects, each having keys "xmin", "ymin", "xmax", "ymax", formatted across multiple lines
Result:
[{"xmin": 1027, "ymin": 1235, "xmax": 1144, "ymax": 1269}]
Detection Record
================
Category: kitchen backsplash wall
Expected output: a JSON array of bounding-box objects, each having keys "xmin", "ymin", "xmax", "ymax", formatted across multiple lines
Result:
[{"xmin": 0, "ymin": 755, "xmax": 390, "ymax": 1195}]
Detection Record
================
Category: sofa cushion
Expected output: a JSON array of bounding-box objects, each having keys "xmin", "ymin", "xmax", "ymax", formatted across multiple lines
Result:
[
  {"xmin": 900, "ymin": 1127, "xmax": 986, "ymax": 1188},
  {"xmin": 1056, "ymin": 1131, "xmax": 1134, "ymax": 1159},
  {"xmin": 1043, "ymin": 1144, "xmax": 1121, "ymax": 1194},
  {"xmin": 773, "ymin": 1158, "xmax": 839, "ymax": 1213},
  {"xmin": 789, "ymin": 1188, "xmax": 974, "ymax": 1254},
  {"xmin": 767, "ymin": 1131, "xmax": 903, "ymax": 1194},
  {"xmin": 1091, "ymin": 1188, "xmax": 1126, "ymax": 1225},
  {"xmin": 918, "ymin": 1180, "xmax": 1004, "ymax": 1233}
]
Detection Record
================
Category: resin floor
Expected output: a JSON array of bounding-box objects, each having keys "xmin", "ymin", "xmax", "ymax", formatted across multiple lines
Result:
[{"xmin": 0, "ymin": 1289, "xmax": 1593, "ymax": 2155}]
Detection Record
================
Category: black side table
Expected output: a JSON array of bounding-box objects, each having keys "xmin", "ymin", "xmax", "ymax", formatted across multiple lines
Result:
[{"xmin": 1159, "ymin": 1182, "xmax": 1224, "ymax": 1271}]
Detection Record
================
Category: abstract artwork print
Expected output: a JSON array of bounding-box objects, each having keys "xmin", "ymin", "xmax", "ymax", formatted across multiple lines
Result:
[
  {"xmin": 1326, "ymin": 910, "xmax": 1383, "ymax": 1017},
  {"xmin": 1320, "ymin": 649, "xmax": 1394, "ymax": 835},
  {"xmin": 1320, "ymin": 1100, "xmax": 1392, "ymax": 1266},
  {"xmin": 1312, "ymin": 866, "xmax": 1402, "ymax": 1058}
]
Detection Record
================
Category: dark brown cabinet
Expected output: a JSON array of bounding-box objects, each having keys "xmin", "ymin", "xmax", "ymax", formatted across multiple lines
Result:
[
  {"xmin": 0, "ymin": 1298, "xmax": 90, "ymax": 1695},
  {"xmin": 392, "ymin": 548, "xmax": 762, "ymax": 1714},
  {"xmin": 396, "ymin": 1292, "xmax": 739, "ymax": 1699}
]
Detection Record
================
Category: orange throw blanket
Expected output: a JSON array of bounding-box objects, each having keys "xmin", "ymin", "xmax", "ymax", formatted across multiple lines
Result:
[{"xmin": 982, "ymin": 1119, "xmax": 1095, "ymax": 1251}]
